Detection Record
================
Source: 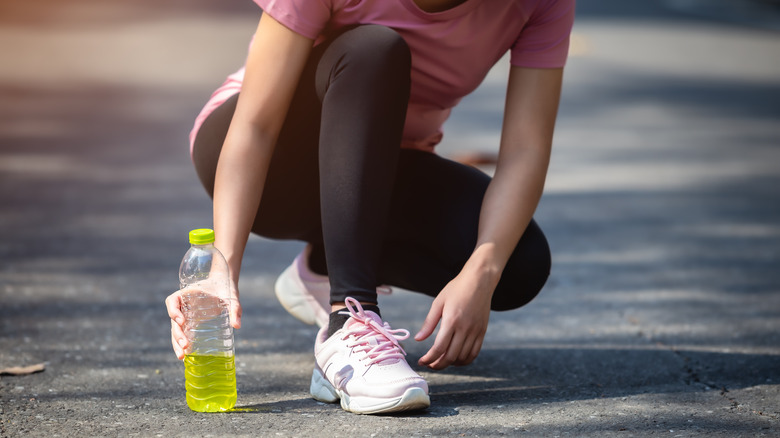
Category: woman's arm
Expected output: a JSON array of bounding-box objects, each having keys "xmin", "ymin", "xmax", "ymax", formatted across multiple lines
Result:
[
  {"xmin": 473, "ymin": 66, "xmax": 562, "ymax": 277},
  {"xmin": 215, "ymin": 15, "xmax": 313, "ymax": 289},
  {"xmin": 166, "ymin": 14, "xmax": 312, "ymax": 359},
  {"xmin": 416, "ymin": 66, "xmax": 563, "ymax": 370}
]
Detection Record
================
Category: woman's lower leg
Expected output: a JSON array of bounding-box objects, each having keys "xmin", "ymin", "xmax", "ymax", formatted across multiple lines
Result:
[{"xmin": 314, "ymin": 25, "xmax": 412, "ymax": 307}]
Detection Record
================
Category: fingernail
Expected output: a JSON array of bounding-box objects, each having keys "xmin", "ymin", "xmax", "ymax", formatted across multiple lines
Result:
[{"xmin": 178, "ymin": 338, "xmax": 186, "ymax": 347}]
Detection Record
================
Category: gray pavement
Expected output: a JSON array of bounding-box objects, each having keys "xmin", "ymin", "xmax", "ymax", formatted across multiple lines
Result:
[{"xmin": 1, "ymin": 0, "xmax": 779, "ymax": 436}]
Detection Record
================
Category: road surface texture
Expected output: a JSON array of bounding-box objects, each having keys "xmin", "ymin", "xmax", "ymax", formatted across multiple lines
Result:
[{"xmin": 1, "ymin": 0, "xmax": 779, "ymax": 436}]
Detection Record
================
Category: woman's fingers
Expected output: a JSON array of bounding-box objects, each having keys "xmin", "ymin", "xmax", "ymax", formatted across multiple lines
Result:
[
  {"xmin": 428, "ymin": 330, "xmax": 466, "ymax": 370},
  {"xmin": 171, "ymin": 319, "xmax": 188, "ymax": 360},
  {"xmin": 166, "ymin": 290, "xmax": 189, "ymax": 359},
  {"xmin": 420, "ymin": 308, "xmax": 488, "ymax": 369},
  {"xmin": 414, "ymin": 299, "xmax": 442, "ymax": 342},
  {"xmin": 418, "ymin": 322, "xmax": 451, "ymax": 367},
  {"xmin": 468, "ymin": 332, "xmax": 485, "ymax": 364},
  {"xmin": 454, "ymin": 335, "xmax": 477, "ymax": 366},
  {"xmin": 165, "ymin": 292, "xmax": 185, "ymax": 325}
]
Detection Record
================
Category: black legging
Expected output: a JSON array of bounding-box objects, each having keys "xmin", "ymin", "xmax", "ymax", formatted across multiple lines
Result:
[{"xmin": 192, "ymin": 25, "xmax": 550, "ymax": 310}]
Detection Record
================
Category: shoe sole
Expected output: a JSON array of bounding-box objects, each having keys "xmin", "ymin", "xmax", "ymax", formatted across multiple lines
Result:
[
  {"xmin": 310, "ymin": 368, "xmax": 430, "ymax": 415},
  {"xmin": 274, "ymin": 264, "xmax": 327, "ymax": 327}
]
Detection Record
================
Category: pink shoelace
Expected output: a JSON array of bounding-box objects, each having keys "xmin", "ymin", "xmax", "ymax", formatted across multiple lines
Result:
[{"xmin": 339, "ymin": 297, "xmax": 409, "ymax": 365}]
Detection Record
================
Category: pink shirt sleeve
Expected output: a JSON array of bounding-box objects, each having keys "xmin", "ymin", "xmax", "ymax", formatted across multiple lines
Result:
[
  {"xmin": 254, "ymin": 0, "xmax": 333, "ymax": 39},
  {"xmin": 510, "ymin": 0, "xmax": 575, "ymax": 68}
]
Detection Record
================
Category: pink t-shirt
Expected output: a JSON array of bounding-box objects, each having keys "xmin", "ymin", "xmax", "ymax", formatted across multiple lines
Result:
[{"xmin": 190, "ymin": 0, "xmax": 575, "ymax": 154}]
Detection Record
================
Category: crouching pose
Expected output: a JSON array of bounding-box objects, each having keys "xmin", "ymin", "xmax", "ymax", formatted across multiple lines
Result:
[{"xmin": 166, "ymin": 0, "xmax": 574, "ymax": 414}]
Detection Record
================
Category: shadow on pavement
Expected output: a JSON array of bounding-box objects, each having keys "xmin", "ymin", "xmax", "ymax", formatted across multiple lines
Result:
[{"xmin": 431, "ymin": 348, "xmax": 778, "ymax": 401}]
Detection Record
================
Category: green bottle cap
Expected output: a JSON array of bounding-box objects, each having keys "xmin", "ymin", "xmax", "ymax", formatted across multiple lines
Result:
[{"xmin": 188, "ymin": 228, "xmax": 215, "ymax": 245}]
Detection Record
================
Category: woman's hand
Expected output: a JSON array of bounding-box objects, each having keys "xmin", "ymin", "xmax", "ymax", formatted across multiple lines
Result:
[
  {"xmin": 165, "ymin": 280, "xmax": 241, "ymax": 360},
  {"xmin": 165, "ymin": 289, "xmax": 188, "ymax": 360},
  {"xmin": 415, "ymin": 256, "xmax": 498, "ymax": 370}
]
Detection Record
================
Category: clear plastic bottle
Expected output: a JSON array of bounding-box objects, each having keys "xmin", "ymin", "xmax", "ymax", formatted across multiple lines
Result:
[{"xmin": 178, "ymin": 228, "xmax": 236, "ymax": 412}]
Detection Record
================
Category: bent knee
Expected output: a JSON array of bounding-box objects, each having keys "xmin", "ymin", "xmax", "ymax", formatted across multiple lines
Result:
[
  {"xmin": 490, "ymin": 268, "xmax": 550, "ymax": 311},
  {"xmin": 490, "ymin": 223, "xmax": 552, "ymax": 311},
  {"xmin": 333, "ymin": 25, "xmax": 411, "ymax": 74}
]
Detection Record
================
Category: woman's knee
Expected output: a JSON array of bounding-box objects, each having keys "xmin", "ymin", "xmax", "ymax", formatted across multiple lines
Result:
[
  {"xmin": 490, "ymin": 220, "xmax": 552, "ymax": 311},
  {"xmin": 344, "ymin": 25, "xmax": 411, "ymax": 70},
  {"xmin": 315, "ymin": 25, "xmax": 411, "ymax": 97}
]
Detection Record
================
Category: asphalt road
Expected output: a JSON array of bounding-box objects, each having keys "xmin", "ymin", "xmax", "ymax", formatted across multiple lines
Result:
[{"xmin": 1, "ymin": 0, "xmax": 779, "ymax": 436}]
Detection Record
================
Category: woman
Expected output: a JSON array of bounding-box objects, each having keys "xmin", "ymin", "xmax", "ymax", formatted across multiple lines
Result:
[{"xmin": 166, "ymin": 0, "xmax": 574, "ymax": 414}]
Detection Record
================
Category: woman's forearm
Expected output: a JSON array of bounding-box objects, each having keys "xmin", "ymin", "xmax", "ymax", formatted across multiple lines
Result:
[
  {"xmin": 464, "ymin": 66, "xmax": 562, "ymax": 290},
  {"xmin": 468, "ymin": 147, "xmax": 551, "ymax": 288},
  {"xmin": 213, "ymin": 125, "xmax": 277, "ymax": 283}
]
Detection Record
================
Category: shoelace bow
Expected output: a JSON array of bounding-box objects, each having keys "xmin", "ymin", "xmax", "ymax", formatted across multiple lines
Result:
[{"xmin": 340, "ymin": 297, "xmax": 409, "ymax": 365}]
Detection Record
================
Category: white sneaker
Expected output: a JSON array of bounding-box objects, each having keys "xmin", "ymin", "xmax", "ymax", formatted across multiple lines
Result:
[
  {"xmin": 310, "ymin": 297, "xmax": 430, "ymax": 415},
  {"xmin": 274, "ymin": 246, "xmax": 392, "ymax": 328},
  {"xmin": 274, "ymin": 246, "xmax": 330, "ymax": 327}
]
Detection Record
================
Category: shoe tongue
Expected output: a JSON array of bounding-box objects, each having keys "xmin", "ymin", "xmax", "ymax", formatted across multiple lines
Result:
[
  {"xmin": 343, "ymin": 310, "xmax": 382, "ymax": 330},
  {"xmin": 357, "ymin": 315, "xmax": 387, "ymax": 350}
]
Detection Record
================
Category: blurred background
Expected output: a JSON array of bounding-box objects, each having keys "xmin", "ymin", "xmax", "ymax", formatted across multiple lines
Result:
[
  {"xmin": 1, "ymin": 0, "xmax": 779, "ymax": 435},
  {"xmin": 1, "ymin": 0, "xmax": 777, "ymax": 293}
]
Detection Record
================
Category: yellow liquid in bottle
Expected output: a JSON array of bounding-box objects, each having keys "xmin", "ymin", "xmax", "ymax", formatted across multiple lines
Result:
[{"xmin": 184, "ymin": 354, "xmax": 237, "ymax": 412}]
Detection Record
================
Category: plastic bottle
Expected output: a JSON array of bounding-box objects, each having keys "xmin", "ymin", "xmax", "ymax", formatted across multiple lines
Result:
[{"xmin": 178, "ymin": 228, "xmax": 236, "ymax": 412}]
